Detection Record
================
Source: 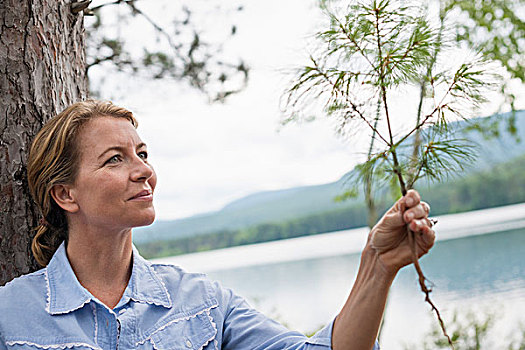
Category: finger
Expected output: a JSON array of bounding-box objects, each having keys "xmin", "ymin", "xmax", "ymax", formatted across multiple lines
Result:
[
  {"xmin": 404, "ymin": 202, "xmax": 431, "ymax": 222},
  {"xmin": 421, "ymin": 201, "xmax": 430, "ymax": 214},
  {"xmin": 417, "ymin": 226, "xmax": 435, "ymax": 255},
  {"xmin": 395, "ymin": 195, "xmax": 407, "ymax": 213},
  {"xmin": 404, "ymin": 189, "xmax": 420, "ymax": 208},
  {"xmin": 409, "ymin": 218, "xmax": 431, "ymax": 232},
  {"xmin": 385, "ymin": 194, "xmax": 406, "ymax": 222}
]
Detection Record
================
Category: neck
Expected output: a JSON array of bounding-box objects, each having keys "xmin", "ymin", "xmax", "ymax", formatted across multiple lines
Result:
[{"xmin": 66, "ymin": 224, "xmax": 134, "ymax": 309}]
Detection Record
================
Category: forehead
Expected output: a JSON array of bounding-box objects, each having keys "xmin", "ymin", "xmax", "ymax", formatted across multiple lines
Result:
[{"xmin": 78, "ymin": 116, "xmax": 142, "ymax": 153}]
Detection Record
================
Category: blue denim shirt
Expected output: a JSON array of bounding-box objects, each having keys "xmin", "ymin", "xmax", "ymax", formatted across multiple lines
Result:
[{"xmin": 0, "ymin": 243, "xmax": 379, "ymax": 350}]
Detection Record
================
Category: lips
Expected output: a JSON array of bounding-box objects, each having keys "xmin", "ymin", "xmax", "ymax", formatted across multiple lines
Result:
[{"xmin": 129, "ymin": 189, "xmax": 153, "ymax": 200}]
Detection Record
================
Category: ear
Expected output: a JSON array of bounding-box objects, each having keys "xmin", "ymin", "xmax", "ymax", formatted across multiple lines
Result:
[{"xmin": 50, "ymin": 184, "xmax": 79, "ymax": 213}]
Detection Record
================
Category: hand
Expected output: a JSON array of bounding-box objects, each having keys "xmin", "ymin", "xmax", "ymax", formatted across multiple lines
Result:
[{"xmin": 368, "ymin": 189, "xmax": 435, "ymax": 276}]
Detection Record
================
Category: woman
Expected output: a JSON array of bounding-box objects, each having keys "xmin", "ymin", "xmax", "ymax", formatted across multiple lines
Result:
[{"xmin": 0, "ymin": 100, "xmax": 434, "ymax": 349}]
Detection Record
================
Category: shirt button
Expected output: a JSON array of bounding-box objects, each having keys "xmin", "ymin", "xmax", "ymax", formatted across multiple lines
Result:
[{"xmin": 185, "ymin": 339, "xmax": 192, "ymax": 348}]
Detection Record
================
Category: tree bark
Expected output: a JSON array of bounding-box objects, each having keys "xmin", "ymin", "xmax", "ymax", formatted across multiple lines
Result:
[{"xmin": 0, "ymin": 0, "xmax": 88, "ymax": 286}]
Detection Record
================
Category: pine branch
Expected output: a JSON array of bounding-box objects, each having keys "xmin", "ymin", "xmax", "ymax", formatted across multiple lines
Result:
[
  {"xmin": 330, "ymin": 13, "xmax": 380, "ymax": 76},
  {"xmin": 295, "ymin": 59, "xmax": 391, "ymax": 146},
  {"xmin": 283, "ymin": 3, "xmax": 498, "ymax": 346},
  {"xmin": 371, "ymin": 3, "xmax": 453, "ymax": 348}
]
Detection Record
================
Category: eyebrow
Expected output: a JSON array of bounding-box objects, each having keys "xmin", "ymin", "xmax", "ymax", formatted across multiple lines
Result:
[{"xmin": 98, "ymin": 142, "xmax": 147, "ymax": 160}]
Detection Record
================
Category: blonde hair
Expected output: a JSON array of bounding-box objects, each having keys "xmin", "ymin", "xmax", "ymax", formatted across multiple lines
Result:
[{"xmin": 27, "ymin": 100, "xmax": 138, "ymax": 267}]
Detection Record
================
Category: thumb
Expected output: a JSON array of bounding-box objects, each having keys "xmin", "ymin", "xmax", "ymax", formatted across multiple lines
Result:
[{"xmin": 382, "ymin": 195, "xmax": 407, "ymax": 228}]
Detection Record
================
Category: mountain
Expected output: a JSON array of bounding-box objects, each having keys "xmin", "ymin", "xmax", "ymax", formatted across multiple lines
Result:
[{"xmin": 133, "ymin": 111, "xmax": 525, "ymax": 244}]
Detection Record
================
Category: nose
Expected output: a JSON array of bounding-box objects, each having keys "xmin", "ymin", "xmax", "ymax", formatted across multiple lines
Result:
[{"xmin": 130, "ymin": 154, "xmax": 154, "ymax": 182}]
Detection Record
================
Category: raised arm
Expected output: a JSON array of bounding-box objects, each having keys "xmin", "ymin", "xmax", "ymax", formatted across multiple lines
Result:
[{"xmin": 332, "ymin": 189, "xmax": 435, "ymax": 349}]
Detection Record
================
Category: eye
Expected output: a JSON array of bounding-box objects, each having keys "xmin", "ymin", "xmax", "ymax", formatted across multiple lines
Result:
[
  {"xmin": 138, "ymin": 151, "xmax": 148, "ymax": 160},
  {"xmin": 105, "ymin": 154, "xmax": 122, "ymax": 165}
]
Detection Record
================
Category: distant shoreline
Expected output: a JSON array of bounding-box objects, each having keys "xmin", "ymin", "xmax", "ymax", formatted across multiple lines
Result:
[{"xmin": 152, "ymin": 202, "xmax": 525, "ymax": 273}]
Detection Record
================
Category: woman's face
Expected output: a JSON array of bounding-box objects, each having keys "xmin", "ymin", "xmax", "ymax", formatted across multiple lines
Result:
[{"xmin": 68, "ymin": 116, "xmax": 157, "ymax": 231}]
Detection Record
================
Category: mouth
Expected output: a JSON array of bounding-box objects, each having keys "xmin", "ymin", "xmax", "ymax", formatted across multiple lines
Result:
[{"xmin": 129, "ymin": 189, "xmax": 153, "ymax": 201}]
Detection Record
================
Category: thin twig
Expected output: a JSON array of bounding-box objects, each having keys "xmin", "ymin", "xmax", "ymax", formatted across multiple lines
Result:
[
  {"xmin": 372, "ymin": 5, "xmax": 454, "ymax": 349},
  {"xmin": 407, "ymin": 229, "xmax": 455, "ymax": 349},
  {"xmin": 92, "ymin": 0, "xmax": 187, "ymax": 63},
  {"xmin": 86, "ymin": 53, "xmax": 119, "ymax": 69},
  {"xmin": 365, "ymin": 96, "xmax": 382, "ymax": 228},
  {"xmin": 332, "ymin": 15, "xmax": 381, "ymax": 76},
  {"xmin": 373, "ymin": 6, "xmax": 407, "ymax": 194},
  {"xmin": 124, "ymin": 2, "xmax": 186, "ymax": 62},
  {"xmin": 407, "ymin": 145, "xmax": 428, "ymax": 189},
  {"xmin": 408, "ymin": 13, "xmax": 444, "ymax": 186},
  {"xmin": 90, "ymin": 0, "xmax": 135, "ymax": 11},
  {"xmin": 309, "ymin": 62, "xmax": 391, "ymax": 146}
]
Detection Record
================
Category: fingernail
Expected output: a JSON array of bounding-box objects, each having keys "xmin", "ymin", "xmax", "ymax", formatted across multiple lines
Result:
[
  {"xmin": 406, "ymin": 197, "xmax": 414, "ymax": 206},
  {"xmin": 407, "ymin": 212, "xmax": 414, "ymax": 220}
]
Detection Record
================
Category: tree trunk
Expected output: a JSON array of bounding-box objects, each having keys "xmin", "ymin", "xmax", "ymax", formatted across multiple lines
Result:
[{"xmin": 0, "ymin": 0, "xmax": 88, "ymax": 286}]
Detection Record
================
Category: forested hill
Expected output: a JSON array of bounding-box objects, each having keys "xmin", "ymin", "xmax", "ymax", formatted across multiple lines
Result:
[
  {"xmin": 133, "ymin": 111, "xmax": 525, "ymax": 245},
  {"xmin": 137, "ymin": 151, "xmax": 525, "ymax": 258}
]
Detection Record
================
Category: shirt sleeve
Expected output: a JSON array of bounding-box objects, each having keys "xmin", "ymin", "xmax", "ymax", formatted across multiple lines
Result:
[
  {"xmin": 214, "ymin": 280, "xmax": 331, "ymax": 349},
  {"xmin": 213, "ymin": 281, "xmax": 380, "ymax": 350},
  {"xmin": 308, "ymin": 321, "xmax": 380, "ymax": 350}
]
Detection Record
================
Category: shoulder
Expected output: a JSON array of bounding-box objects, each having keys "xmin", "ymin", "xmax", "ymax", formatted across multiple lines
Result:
[
  {"xmin": 149, "ymin": 262, "xmax": 220, "ymax": 310},
  {"xmin": 149, "ymin": 262, "xmax": 213, "ymax": 292},
  {"xmin": 149, "ymin": 262, "xmax": 249, "ymax": 319},
  {"xmin": 0, "ymin": 269, "xmax": 50, "ymax": 332},
  {"xmin": 0, "ymin": 268, "xmax": 47, "ymax": 303},
  {"xmin": 149, "ymin": 262, "xmax": 208, "ymax": 282}
]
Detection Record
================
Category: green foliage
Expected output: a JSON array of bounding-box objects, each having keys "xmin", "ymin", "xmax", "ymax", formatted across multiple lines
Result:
[
  {"xmin": 137, "ymin": 203, "xmax": 374, "ymax": 259},
  {"xmin": 420, "ymin": 153, "xmax": 525, "ymax": 213},
  {"xmin": 405, "ymin": 309, "xmax": 525, "ymax": 350},
  {"xmin": 407, "ymin": 129, "xmax": 478, "ymax": 188},
  {"xmin": 85, "ymin": 2, "xmax": 249, "ymax": 101},
  {"xmin": 444, "ymin": 0, "xmax": 525, "ymax": 84},
  {"xmin": 441, "ymin": 0, "xmax": 525, "ymax": 136},
  {"xmin": 333, "ymin": 188, "xmax": 359, "ymax": 202},
  {"xmin": 284, "ymin": 0, "xmax": 496, "ymax": 209},
  {"xmin": 283, "ymin": 0, "xmax": 524, "ymax": 223},
  {"xmin": 405, "ymin": 310, "xmax": 493, "ymax": 349}
]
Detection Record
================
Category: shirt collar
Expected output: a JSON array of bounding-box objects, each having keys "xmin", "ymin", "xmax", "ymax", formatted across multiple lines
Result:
[
  {"xmin": 45, "ymin": 243, "xmax": 92, "ymax": 315},
  {"xmin": 45, "ymin": 242, "xmax": 172, "ymax": 315},
  {"xmin": 126, "ymin": 244, "xmax": 172, "ymax": 308}
]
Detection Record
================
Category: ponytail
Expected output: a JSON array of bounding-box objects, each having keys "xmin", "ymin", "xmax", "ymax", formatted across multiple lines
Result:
[{"xmin": 31, "ymin": 224, "xmax": 63, "ymax": 267}]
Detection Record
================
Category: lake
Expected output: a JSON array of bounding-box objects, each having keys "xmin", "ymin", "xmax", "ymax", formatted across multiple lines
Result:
[{"xmin": 152, "ymin": 203, "xmax": 525, "ymax": 349}]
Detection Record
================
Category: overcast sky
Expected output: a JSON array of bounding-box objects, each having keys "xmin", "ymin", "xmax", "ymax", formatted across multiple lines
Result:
[{"xmin": 88, "ymin": 0, "xmax": 523, "ymax": 221}]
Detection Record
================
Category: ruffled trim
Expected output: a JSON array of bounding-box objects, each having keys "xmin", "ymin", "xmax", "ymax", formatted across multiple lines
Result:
[
  {"xmin": 127, "ymin": 260, "xmax": 172, "ymax": 308},
  {"xmin": 135, "ymin": 303, "xmax": 219, "ymax": 347},
  {"xmin": 44, "ymin": 267, "xmax": 92, "ymax": 316},
  {"xmin": 44, "ymin": 268, "xmax": 51, "ymax": 314},
  {"xmin": 1, "ymin": 270, "xmax": 45, "ymax": 289},
  {"xmin": 5, "ymin": 340, "xmax": 102, "ymax": 350},
  {"xmin": 199, "ymin": 309, "xmax": 218, "ymax": 350},
  {"xmin": 115, "ymin": 319, "xmax": 121, "ymax": 350},
  {"xmin": 49, "ymin": 298, "xmax": 91, "ymax": 315},
  {"xmin": 156, "ymin": 270, "xmax": 173, "ymax": 307},
  {"xmin": 91, "ymin": 303, "xmax": 98, "ymax": 344},
  {"xmin": 129, "ymin": 296, "xmax": 170, "ymax": 308},
  {"xmin": 149, "ymin": 338, "xmax": 159, "ymax": 350}
]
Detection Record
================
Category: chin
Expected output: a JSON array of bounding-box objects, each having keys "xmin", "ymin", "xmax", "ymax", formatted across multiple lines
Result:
[{"xmin": 133, "ymin": 209, "xmax": 156, "ymax": 228}]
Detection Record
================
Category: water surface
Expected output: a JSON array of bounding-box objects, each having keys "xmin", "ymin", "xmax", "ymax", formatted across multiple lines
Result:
[{"xmin": 153, "ymin": 205, "xmax": 525, "ymax": 348}]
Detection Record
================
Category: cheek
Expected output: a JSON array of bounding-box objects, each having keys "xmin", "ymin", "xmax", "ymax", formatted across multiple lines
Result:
[{"xmin": 88, "ymin": 173, "xmax": 125, "ymax": 199}]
